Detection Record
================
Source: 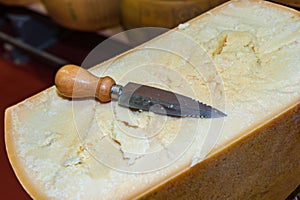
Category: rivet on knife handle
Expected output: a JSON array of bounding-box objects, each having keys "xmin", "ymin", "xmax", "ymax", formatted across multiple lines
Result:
[{"xmin": 55, "ymin": 64, "xmax": 118, "ymax": 102}]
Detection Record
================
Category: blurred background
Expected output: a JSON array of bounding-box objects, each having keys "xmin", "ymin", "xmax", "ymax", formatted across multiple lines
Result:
[{"xmin": 0, "ymin": 0, "xmax": 299, "ymax": 199}]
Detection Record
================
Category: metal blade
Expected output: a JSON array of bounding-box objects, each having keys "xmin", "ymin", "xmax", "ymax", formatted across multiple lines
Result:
[{"xmin": 118, "ymin": 82, "xmax": 226, "ymax": 118}]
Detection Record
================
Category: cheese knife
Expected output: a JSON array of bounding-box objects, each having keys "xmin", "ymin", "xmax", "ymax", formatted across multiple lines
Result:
[{"xmin": 55, "ymin": 65, "xmax": 226, "ymax": 118}]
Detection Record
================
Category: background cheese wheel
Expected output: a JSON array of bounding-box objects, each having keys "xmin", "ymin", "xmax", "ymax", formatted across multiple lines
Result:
[
  {"xmin": 40, "ymin": 0, "xmax": 121, "ymax": 31},
  {"xmin": 121, "ymin": 0, "xmax": 228, "ymax": 29},
  {"xmin": 271, "ymin": 0, "xmax": 300, "ymax": 8},
  {"xmin": 0, "ymin": 0, "xmax": 38, "ymax": 6}
]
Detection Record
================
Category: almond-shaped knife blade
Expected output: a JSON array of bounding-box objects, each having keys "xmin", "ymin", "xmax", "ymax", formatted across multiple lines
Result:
[{"xmin": 114, "ymin": 82, "xmax": 226, "ymax": 118}]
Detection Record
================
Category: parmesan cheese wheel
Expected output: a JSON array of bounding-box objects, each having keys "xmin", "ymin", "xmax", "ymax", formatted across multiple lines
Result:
[
  {"xmin": 271, "ymin": 0, "xmax": 300, "ymax": 8},
  {"xmin": 5, "ymin": 0, "xmax": 300, "ymax": 199},
  {"xmin": 40, "ymin": 0, "xmax": 121, "ymax": 31},
  {"xmin": 121, "ymin": 0, "xmax": 228, "ymax": 29},
  {"xmin": 0, "ymin": 0, "xmax": 38, "ymax": 6}
]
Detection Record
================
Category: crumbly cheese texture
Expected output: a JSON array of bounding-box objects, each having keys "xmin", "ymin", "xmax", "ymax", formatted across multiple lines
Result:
[{"xmin": 5, "ymin": 1, "xmax": 300, "ymax": 199}]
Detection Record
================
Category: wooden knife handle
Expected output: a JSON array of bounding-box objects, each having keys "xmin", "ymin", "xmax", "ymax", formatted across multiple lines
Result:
[{"xmin": 55, "ymin": 64, "xmax": 116, "ymax": 102}]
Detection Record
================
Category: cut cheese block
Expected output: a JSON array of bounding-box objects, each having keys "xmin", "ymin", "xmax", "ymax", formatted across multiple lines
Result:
[{"xmin": 5, "ymin": 0, "xmax": 300, "ymax": 199}]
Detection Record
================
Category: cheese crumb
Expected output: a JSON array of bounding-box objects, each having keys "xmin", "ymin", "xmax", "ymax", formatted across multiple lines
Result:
[
  {"xmin": 178, "ymin": 23, "xmax": 190, "ymax": 30},
  {"xmin": 64, "ymin": 156, "xmax": 82, "ymax": 167}
]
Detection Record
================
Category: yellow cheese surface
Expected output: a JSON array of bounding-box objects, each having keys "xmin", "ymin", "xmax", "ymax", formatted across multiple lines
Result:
[{"xmin": 5, "ymin": 0, "xmax": 300, "ymax": 199}]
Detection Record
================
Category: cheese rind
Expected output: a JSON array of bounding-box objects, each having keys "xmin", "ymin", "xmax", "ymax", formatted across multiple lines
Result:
[{"xmin": 5, "ymin": 0, "xmax": 300, "ymax": 199}]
